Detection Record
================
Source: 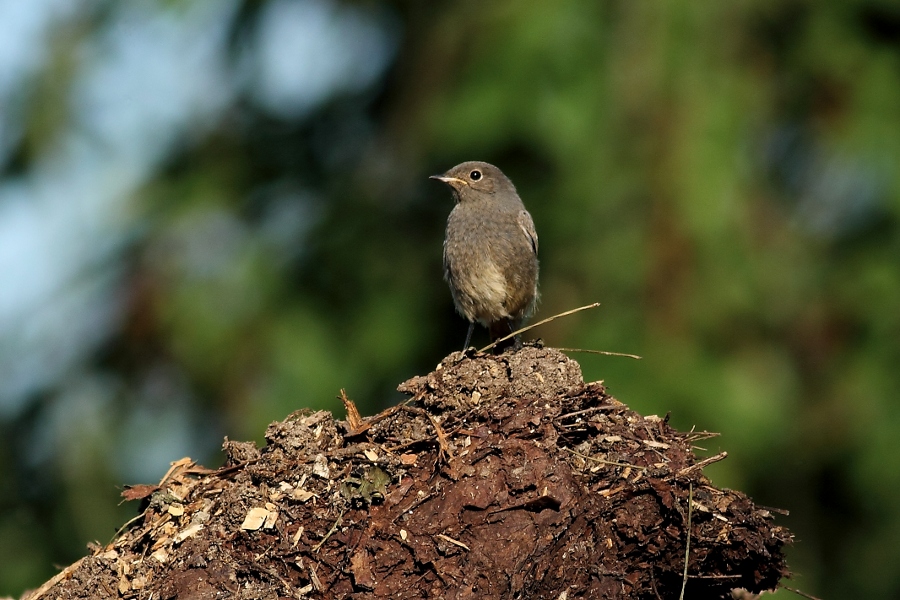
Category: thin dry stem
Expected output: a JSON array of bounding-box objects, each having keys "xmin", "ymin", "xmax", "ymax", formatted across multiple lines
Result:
[
  {"xmin": 557, "ymin": 348, "xmax": 642, "ymax": 359},
  {"xmin": 478, "ymin": 302, "xmax": 601, "ymax": 353},
  {"xmin": 779, "ymin": 584, "xmax": 824, "ymax": 600},
  {"xmin": 561, "ymin": 446, "xmax": 648, "ymax": 471},
  {"xmin": 679, "ymin": 483, "xmax": 693, "ymax": 600},
  {"xmin": 677, "ymin": 452, "xmax": 728, "ymax": 477}
]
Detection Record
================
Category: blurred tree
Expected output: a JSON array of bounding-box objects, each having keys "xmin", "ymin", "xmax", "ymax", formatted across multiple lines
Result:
[{"xmin": 1, "ymin": 0, "xmax": 900, "ymax": 598}]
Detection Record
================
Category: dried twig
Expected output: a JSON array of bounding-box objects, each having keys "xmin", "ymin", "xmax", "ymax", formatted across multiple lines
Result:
[
  {"xmin": 555, "ymin": 405, "xmax": 618, "ymax": 421},
  {"xmin": 685, "ymin": 429, "xmax": 720, "ymax": 442},
  {"xmin": 780, "ymin": 584, "xmax": 824, "ymax": 600},
  {"xmin": 158, "ymin": 457, "xmax": 195, "ymax": 488},
  {"xmin": 557, "ymin": 348, "xmax": 642, "ymax": 359},
  {"xmin": 108, "ymin": 512, "xmax": 146, "ymax": 544},
  {"xmin": 436, "ymin": 533, "xmax": 470, "ymax": 551},
  {"xmin": 650, "ymin": 572, "xmax": 664, "ymax": 600},
  {"xmin": 308, "ymin": 563, "xmax": 323, "ymax": 591},
  {"xmin": 22, "ymin": 558, "xmax": 85, "ymax": 600},
  {"xmin": 312, "ymin": 508, "xmax": 346, "ymax": 552},
  {"xmin": 340, "ymin": 389, "xmax": 366, "ymax": 434},
  {"xmin": 561, "ymin": 446, "xmax": 648, "ymax": 471},
  {"xmin": 428, "ymin": 414, "xmax": 453, "ymax": 463},
  {"xmin": 478, "ymin": 302, "xmax": 601, "ymax": 353},
  {"xmin": 679, "ymin": 483, "xmax": 693, "ymax": 600},
  {"xmin": 393, "ymin": 405, "xmax": 454, "ymax": 464},
  {"xmin": 677, "ymin": 452, "xmax": 728, "ymax": 477}
]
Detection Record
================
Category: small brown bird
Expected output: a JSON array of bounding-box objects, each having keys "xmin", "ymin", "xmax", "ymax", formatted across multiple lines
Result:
[{"xmin": 431, "ymin": 161, "xmax": 539, "ymax": 351}]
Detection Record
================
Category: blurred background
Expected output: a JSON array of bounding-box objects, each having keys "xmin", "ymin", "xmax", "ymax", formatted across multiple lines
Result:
[{"xmin": 1, "ymin": 0, "xmax": 899, "ymax": 597}]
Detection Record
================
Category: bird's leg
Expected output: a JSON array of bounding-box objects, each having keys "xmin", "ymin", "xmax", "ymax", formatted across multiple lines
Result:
[
  {"xmin": 511, "ymin": 335, "xmax": 523, "ymax": 351},
  {"xmin": 488, "ymin": 318, "xmax": 518, "ymax": 354},
  {"xmin": 462, "ymin": 322, "xmax": 475, "ymax": 352}
]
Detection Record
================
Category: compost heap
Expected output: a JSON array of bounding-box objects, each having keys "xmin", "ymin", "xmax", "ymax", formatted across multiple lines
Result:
[{"xmin": 23, "ymin": 345, "xmax": 791, "ymax": 600}]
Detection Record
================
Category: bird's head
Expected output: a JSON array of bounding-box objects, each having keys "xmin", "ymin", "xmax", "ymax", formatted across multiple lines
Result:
[{"xmin": 430, "ymin": 161, "xmax": 516, "ymax": 202}]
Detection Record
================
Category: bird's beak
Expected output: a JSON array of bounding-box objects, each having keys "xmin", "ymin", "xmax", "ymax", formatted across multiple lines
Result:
[{"xmin": 430, "ymin": 175, "xmax": 468, "ymax": 187}]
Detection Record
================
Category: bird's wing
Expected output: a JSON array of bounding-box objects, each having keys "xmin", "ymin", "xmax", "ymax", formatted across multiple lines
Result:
[
  {"xmin": 442, "ymin": 237, "xmax": 452, "ymax": 281},
  {"xmin": 518, "ymin": 210, "xmax": 538, "ymax": 255}
]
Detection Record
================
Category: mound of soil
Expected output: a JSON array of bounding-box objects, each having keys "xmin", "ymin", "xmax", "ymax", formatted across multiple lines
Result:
[{"xmin": 22, "ymin": 346, "xmax": 791, "ymax": 599}]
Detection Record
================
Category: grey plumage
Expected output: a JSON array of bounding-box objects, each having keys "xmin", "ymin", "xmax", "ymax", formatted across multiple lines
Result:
[{"xmin": 431, "ymin": 161, "xmax": 539, "ymax": 351}]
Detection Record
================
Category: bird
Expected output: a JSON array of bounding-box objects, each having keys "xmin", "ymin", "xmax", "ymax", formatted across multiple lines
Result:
[{"xmin": 431, "ymin": 161, "xmax": 539, "ymax": 352}]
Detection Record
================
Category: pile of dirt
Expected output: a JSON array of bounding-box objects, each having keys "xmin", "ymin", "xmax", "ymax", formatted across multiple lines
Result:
[{"xmin": 22, "ymin": 345, "xmax": 792, "ymax": 599}]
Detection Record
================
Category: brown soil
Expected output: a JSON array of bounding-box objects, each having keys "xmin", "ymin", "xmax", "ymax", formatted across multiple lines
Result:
[{"xmin": 21, "ymin": 345, "xmax": 792, "ymax": 600}]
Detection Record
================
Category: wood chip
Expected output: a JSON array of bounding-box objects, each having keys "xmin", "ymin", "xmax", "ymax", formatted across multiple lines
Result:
[
  {"xmin": 642, "ymin": 440, "xmax": 670, "ymax": 449},
  {"xmin": 598, "ymin": 485, "xmax": 625, "ymax": 497},
  {"xmin": 292, "ymin": 526, "xmax": 305, "ymax": 547},
  {"xmin": 151, "ymin": 548, "xmax": 169, "ymax": 563},
  {"xmin": 131, "ymin": 575, "xmax": 148, "ymax": 590},
  {"xmin": 341, "ymin": 389, "xmax": 364, "ymax": 432},
  {"xmin": 173, "ymin": 523, "xmax": 204, "ymax": 544},
  {"xmin": 308, "ymin": 564, "xmax": 322, "ymax": 591},
  {"xmin": 312, "ymin": 454, "xmax": 330, "ymax": 478},
  {"xmin": 436, "ymin": 533, "xmax": 470, "ymax": 551},
  {"xmin": 263, "ymin": 502, "xmax": 278, "ymax": 529},
  {"xmin": 293, "ymin": 489, "xmax": 316, "ymax": 502},
  {"xmin": 241, "ymin": 507, "xmax": 270, "ymax": 531}
]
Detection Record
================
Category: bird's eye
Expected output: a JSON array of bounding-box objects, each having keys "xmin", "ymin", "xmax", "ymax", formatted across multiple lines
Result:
[{"xmin": 469, "ymin": 170, "xmax": 482, "ymax": 181}]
